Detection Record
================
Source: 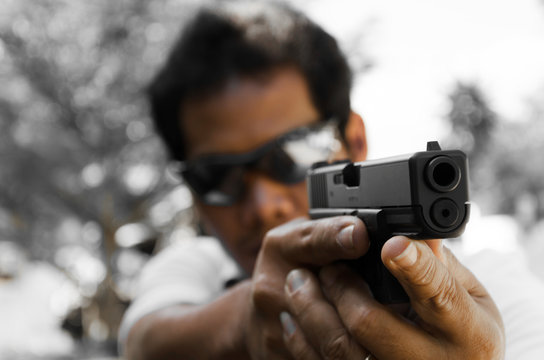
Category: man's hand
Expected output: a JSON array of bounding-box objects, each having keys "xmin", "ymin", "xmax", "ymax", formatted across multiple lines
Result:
[
  {"xmin": 281, "ymin": 236, "xmax": 505, "ymax": 359},
  {"xmin": 245, "ymin": 216, "xmax": 370, "ymax": 359}
]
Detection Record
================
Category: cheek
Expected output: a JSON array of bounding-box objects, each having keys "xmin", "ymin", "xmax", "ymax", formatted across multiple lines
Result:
[
  {"xmin": 293, "ymin": 181, "xmax": 310, "ymax": 213},
  {"xmin": 197, "ymin": 182, "xmax": 310, "ymax": 234},
  {"xmin": 198, "ymin": 205, "xmax": 239, "ymax": 238}
]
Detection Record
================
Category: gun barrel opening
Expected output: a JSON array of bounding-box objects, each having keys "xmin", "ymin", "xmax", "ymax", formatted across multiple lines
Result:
[{"xmin": 426, "ymin": 156, "xmax": 461, "ymax": 192}]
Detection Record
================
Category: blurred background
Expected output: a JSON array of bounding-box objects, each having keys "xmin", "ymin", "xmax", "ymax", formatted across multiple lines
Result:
[{"xmin": 0, "ymin": 0, "xmax": 543, "ymax": 358}]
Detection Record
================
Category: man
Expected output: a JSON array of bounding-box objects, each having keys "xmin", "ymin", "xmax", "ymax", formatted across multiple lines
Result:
[{"xmin": 119, "ymin": 1, "xmax": 543, "ymax": 359}]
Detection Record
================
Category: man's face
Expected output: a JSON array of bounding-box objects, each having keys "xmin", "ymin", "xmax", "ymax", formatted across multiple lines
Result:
[{"xmin": 181, "ymin": 67, "xmax": 343, "ymax": 274}]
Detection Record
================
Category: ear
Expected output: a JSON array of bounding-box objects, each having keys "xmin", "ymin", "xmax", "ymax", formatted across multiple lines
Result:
[{"xmin": 344, "ymin": 111, "xmax": 368, "ymax": 161}]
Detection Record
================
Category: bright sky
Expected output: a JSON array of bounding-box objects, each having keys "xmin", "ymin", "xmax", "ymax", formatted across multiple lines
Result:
[{"xmin": 296, "ymin": 0, "xmax": 544, "ymax": 158}]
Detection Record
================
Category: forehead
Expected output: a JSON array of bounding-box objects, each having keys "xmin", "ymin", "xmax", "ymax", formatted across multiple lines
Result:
[{"xmin": 180, "ymin": 67, "xmax": 320, "ymax": 159}]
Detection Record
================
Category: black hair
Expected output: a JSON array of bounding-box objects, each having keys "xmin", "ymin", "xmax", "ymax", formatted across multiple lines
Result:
[{"xmin": 148, "ymin": 0, "xmax": 352, "ymax": 161}]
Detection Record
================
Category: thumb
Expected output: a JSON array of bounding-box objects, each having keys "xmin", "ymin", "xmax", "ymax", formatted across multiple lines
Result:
[{"xmin": 381, "ymin": 236, "xmax": 475, "ymax": 337}]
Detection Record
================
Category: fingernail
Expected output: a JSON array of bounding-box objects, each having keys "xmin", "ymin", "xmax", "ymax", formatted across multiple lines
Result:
[
  {"xmin": 392, "ymin": 239, "xmax": 417, "ymax": 267},
  {"xmin": 337, "ymin": 224, "xmax": 355, "ymax": 250},
  {"xmin": 286, "ymin": 269, "xmax": 307, "ymax": 293},
  {"xmin": 280, "ymin": 311, "xmax": 296, "ymax": 336}
]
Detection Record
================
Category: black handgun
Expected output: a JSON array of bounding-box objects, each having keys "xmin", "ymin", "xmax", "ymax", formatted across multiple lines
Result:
[{"xmin": 307, "ymin": 141, "xmax": 470, "ymax": 303}]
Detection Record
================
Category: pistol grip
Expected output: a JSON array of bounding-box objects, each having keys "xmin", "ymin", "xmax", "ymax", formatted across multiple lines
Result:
[{"xmin": 353, "ymin": 232, "xmax": 409, "ymax": 303}]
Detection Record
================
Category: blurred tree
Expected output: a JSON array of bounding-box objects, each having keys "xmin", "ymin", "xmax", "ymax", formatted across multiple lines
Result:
[
  {"xmin": 443, "ymin": 82, "xmax": 497, "ymax": 211},
  {"xmin": 444, "ymin": 82, "xmax": 544, "ymax": 228},
  {"xmin": 444, "ymin": 82, "xmax": 497, "ymax": 169},
  {"xmin": 486, "ymin": 97, "xmax": 544, "ymax": 224},
  {"xmin": 0, "ymin": 0, "xmax": 201, "ymax": 345}
]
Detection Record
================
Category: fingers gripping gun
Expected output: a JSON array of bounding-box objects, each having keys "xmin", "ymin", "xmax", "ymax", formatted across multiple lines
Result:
[{"xmin": 307, "ymin": 142, "xmax": 470, "ymax": 303}]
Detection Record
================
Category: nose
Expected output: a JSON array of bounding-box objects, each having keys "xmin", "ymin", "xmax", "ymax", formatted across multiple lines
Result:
[{"xmin": 240, "ymin": 172, "xmax": 298, "ymax": 228}]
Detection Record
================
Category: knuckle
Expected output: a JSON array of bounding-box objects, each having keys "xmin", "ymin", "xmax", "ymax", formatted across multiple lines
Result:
[
  {"xmin": 288, "ymin": 339, "xmax": 317, "ymax": 360},
  {"xmin": 262, "ymin": 227, "xmax": 280, "ymax": 249},
  {"xmin": 320, "ymin": 329, "xmax": 349, "ymax": 360},
  {"xmin": 292, "ymin": 299, "xmax": 319, "ymax": 322},
  {"xmin": 322, "ymin": 274, "xmax": 348, "ymax": 303},
  {"xmin": 289, "ymin": 344, "xmax": 312, "ymax": 360},
  {"xmin": 407, "ymin": 248, "xmax": 463, "ymax": 314},
  {"xmin": 427, "ymin": 274, "xmax": 458, "ymax": 313},
  {"xmin": 264, "ymin": 218, "xmax": 304, "ymax": 241},
  {"xmin": 251, "ymin": 274, "xmax": 276, "ymax": 309},
  {"xmin": 299, "ymin": 220, "xmax": 347, "ymax": 260},
  {"xmin": 299, "ymin": 231, "xmax": 316, "ymax": 254},
  {"xmin": 264, "ymin": 218, "xmax": 313, "ymax": 250},
  {"xmin": 411, "ymin": 258, "xmax": 438, "ymax": 287},
  {"xmin": 262, "ymin": 330, "xmax": 283, "ymax": 352},
  {"xmin": 347, "ymin": 306, "xmax": 381, "ymax": 339}
]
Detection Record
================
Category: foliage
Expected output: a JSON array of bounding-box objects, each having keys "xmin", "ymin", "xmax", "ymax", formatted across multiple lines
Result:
[
  {"xmin": 0, "ymin": 0, "xmax": 201, "ymax": 342},
  {"xmin": 445, "ymin": 82, "xmax": 497, "ymax": 165},
  {"xmin": 444, "ymin": 82, "xmax": 544, "ymax": 226}
]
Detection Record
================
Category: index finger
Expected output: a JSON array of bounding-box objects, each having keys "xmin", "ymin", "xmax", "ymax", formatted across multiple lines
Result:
[{"xmin": 266, "ymin": 216, "xmax": 369, "ymax": 265}]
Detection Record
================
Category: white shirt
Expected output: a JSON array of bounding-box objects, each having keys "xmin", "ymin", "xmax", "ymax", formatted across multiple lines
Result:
[
  {"xmin": 459, "ymin": 248, "xmax": 544, "ymax": 358},
  {"xmin": 118, "ymin": 237, "xmax": 241, "ymax": 347}
]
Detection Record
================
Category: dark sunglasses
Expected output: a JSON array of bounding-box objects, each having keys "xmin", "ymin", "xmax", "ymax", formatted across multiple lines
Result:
[{"xmin": 177, "ymin": 121, "xmax": 343, "ymax": 206}]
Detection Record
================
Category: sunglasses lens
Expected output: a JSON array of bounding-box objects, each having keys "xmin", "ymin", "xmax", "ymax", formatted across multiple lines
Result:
[
  {"xmin": 255, "ymin": 146, "xmax": 307, "ymax": 184},
  {"xmin": 208, "ymin": 165, "xmax": 245, "ymax": 204},
  {"xmin": 181, "ymin": 122, "xmax": 342, "ymax": 206},
  {"xmin": 259, "ymin": 123, "xmax": 342, "ymax": 183},
  {"xmin": 183, "ymin": 164, "xmax": 245, "ymax": 206}
]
